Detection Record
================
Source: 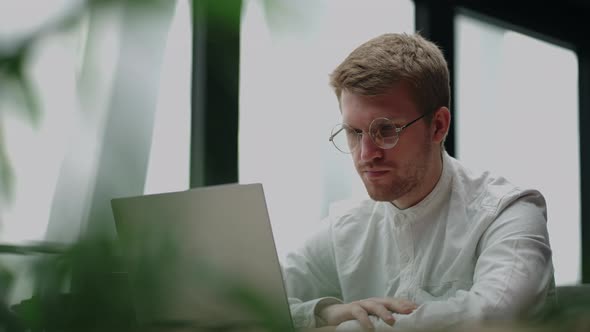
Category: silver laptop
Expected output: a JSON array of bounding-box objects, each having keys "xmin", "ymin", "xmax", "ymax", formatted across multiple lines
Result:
[{"xmin": 111, "ymin": 183, "xmax": 294, "ymax": 331}]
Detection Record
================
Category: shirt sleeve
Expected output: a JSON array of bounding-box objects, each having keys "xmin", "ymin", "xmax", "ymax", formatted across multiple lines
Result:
[
  {"xmin": 281, "ymin": 218, "xmax": 344, "ymax": 328},
  {"xmin": 343, "ymin": 191, "xmax": 554, "ymax": 331}
]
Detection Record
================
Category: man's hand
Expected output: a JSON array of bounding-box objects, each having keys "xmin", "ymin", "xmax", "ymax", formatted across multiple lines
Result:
[{"xmin": 318, "ymin": 297, "xmax": 417, "ymax": 329}]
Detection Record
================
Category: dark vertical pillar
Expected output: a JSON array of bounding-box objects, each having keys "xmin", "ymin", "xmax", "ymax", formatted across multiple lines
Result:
[
  {"xmin": 191, "ymin": 0, "xmax": 242, "ymax": 187},
  {"xmin": 415, "ymin": 0, "xmax": 456, "ymax": 157},
  {"xmin": 579, "ymin": 44, "xmax": 590, "ymax": 283}
]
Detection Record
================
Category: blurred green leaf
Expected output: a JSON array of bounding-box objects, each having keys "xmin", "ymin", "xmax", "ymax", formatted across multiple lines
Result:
[
  {"xmin": 0, "ymin": 48, "xmax": 40, "ymax": 127},
  {"xmin": 205, "ymin": 0, "xmax": 242, "ymax": 27},
  {"xmin": 0, "ymin": 125, "xmax": 15, "ymax": 205},
  {"xmin": 8, "ymin": 235, "xmax": 136, "ymax": 331},
  {"xmin": 0, "ymin": 264, "xmax": 14, "ymax": 301},
  {"xmin": 4, "ymin": 230, "xmax": 296, "ymax": 331}
]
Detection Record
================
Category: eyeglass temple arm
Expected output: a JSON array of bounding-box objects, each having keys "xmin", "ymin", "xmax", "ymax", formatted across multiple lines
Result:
[
  {"xmin": 329, "ymin": 127, "xmax": 345, "ymax": 141},
  {"xmin": 400, "ymin": 112, "xmax": 428, "ymax": 130}
]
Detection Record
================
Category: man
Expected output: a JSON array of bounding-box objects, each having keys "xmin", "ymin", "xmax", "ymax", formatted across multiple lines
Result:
[{"xmin": 282, "ymin": 33, "xmax": 554, "ymax": 331}]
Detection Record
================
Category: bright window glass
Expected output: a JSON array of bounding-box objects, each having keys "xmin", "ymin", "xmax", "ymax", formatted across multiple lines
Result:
[
  {"xmin": 0, "ymin": 0, "xmax": 190, "ymax": 243},
  {"xmin": 239, "ymin": 0, "xmax": 414, "ymax": 258},
  {"xmin": 456, "ymin": 14, "xmax": 580, "ymax": 285},
  {"xmin": 0, "ymin": 1, "xmax": 85, "ymax": 243},
  {"xmin": 144, "ymin": 0, "xmax": 191, "ymax": 195}
]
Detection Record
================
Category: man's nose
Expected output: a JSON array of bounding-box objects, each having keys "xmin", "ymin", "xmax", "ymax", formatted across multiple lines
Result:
[{"xmin": 359, "ymin": 134, "xmax": 383, "ymax": 162}]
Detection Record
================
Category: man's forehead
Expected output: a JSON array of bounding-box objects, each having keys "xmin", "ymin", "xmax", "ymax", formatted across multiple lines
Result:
[
  {"xmin": 341, "ymin": 83, "xmax": 416, "ymax": 106},
  {"xmin": 340, "ymin": 91, "xmax": 416, "ymax": 124}
]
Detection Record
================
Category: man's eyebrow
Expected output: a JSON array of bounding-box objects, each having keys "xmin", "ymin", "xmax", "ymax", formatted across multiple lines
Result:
[{"xmin": 344, "ymin": 116, "xmax": 405, "ymax": 128}]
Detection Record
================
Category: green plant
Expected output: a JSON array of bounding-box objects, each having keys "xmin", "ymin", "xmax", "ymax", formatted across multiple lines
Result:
[{"xmin": 1, "ymin": 233, "xmax": 295, "ymax": 332}]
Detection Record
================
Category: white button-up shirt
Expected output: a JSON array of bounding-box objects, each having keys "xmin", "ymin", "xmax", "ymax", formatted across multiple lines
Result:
[{"xmin": 283, "ymin": 152, "xmax": 554, "ymax": 330}]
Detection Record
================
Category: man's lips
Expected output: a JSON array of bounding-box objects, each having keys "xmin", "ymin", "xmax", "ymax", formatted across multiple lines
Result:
[{"xmin": 363, "ymin": 170, "xmax": 390, "ymax": 178}]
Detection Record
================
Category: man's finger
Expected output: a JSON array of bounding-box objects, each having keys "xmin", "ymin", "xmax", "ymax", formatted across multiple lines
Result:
[
  {"xmin": 358, "ymin": 300, "xmax": 396, "ymax": 326},
  {"xmin": 382, "ymin": 298, "xmax": 417, "ymax": 314},
  {"xmin": 350, "ymin": 303, "xmax": 374, "ymax": 329}
]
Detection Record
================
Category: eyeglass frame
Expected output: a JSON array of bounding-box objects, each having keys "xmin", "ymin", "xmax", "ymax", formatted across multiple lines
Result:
[{"xmin": 328, "ymin": 110, "xmax": 433, "ymax": 154}]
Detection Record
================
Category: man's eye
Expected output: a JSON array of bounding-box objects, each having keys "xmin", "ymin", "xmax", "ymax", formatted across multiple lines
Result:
[
  {"xmin": 345, "ymin": 128, "xmax": 361, "ymax": 135},
  {"xmin": 342, "ymin": 127, "xmax": 354, "ymax": 136},
  {"xmin": 379, "ymin": 125, "xmax": 397, "ymax": 137}
]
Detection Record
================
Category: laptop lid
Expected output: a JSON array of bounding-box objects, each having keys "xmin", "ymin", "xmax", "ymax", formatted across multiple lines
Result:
[{"xmin": 111, "ymin": 183, "xmax": 293, "ymax": 330}]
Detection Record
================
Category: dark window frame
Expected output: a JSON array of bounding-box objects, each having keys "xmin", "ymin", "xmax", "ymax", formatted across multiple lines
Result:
[{"xmin": 415, "ymin": 0, "xmax": 590, "ymax": 282}]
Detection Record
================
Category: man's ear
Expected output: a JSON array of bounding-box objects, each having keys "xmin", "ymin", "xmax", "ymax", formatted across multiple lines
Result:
[{"xmin": 431, "ymin": 106, "xmax": 451, "ymax": 144}]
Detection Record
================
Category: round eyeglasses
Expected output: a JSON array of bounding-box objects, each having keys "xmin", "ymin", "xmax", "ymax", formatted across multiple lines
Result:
[{"xmin": 328, "ymin": 112, "xmax": 430, "ymax": 154}]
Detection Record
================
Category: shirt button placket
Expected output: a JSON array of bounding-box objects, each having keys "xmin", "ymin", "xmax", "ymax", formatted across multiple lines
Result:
[
  {"xmin": 393, "ymin": 214, "xmax": 409, "ymax": 292},
  {"xmin": 396, "ymin": 213, "xmax": 416, "ymax": 289},
  {"xmin": 394, "ymin": 215, "xmax": 410, "ymax": 263}
]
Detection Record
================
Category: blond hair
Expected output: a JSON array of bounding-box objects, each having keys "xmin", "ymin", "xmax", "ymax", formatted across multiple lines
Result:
[{"xmin": 330, "ymin": 33, "xmax": 450, "ymax": 120}]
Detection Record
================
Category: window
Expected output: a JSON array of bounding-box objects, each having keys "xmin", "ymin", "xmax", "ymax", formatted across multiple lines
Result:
[
  {"xmin": 0, "ymin": 0, "xmax": 87, "ymax": 243},
  {"xmin": 144, "ymin": 0, "xmax": 191, "ymax": 195},
  {"xmin": 456, "ymin": 13, "xmax": 580, "ymax": 285},
  {"xmin": 0, "ymin": 0, "xmax": 190, "ymax": 244},
  {"xmin": 239, "ymin": 0, "xmax": 414, "ymax": 258}
]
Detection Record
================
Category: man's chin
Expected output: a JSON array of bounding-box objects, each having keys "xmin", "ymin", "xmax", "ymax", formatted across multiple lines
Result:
[
  {"xmin": 368, "ymin": 193, "xmax": 396, "ymax": 202},
  {"xmin": 365, "ymin": 185, "xmax": 397, "ymax": 202}
]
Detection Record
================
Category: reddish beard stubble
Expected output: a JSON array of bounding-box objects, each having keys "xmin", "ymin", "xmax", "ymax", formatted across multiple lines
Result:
[{"xmin": 355, "ymin": 139, "xmax": 433, "ymax": 202}]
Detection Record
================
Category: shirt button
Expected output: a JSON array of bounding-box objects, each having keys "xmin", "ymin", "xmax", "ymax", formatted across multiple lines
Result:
[
  {"xmin": 394, "ymin": 214, "xmax": 406, "ymax": 226},
  {"xmin": 401, "ymin": 252, "xmax": 410, "ymax": 263}
]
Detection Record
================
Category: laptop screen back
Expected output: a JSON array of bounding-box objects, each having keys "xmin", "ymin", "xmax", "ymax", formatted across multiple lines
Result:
[{"xmin": 111, "ymin": 183, "xmax": 293, "ymax": 330}]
